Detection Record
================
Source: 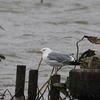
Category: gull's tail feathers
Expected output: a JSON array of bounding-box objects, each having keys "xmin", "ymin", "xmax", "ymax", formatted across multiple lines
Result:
[{"xmin": 69, "ymin": 60, "xmax": 80, "ymax": 65}]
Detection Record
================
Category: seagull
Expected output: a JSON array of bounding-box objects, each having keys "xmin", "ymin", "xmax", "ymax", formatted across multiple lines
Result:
[{"xmin": 37, "ymin": 48, "xmax": 80, "ymax": 74}]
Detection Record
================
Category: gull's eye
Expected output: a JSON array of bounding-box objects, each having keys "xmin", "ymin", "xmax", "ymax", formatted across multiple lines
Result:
[{"xmin": 43, "ymin": 49, "xmax": 46, "ymax": 51}]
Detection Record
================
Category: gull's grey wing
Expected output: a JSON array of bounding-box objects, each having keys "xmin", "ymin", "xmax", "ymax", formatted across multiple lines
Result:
[{"xmin": 47, "ymin": 51, "xmax": 72, "ymax": 63}]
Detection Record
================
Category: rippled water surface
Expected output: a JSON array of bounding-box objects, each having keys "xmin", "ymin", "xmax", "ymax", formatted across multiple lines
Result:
[{"xmin": 0, "ymin": 0, "xmax": 100, "ymax": 99}]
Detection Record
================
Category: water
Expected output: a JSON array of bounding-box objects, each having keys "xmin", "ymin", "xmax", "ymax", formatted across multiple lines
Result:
[{"xmin": 0, "ymin": 0, "xmax": 100, "ymax": 99}]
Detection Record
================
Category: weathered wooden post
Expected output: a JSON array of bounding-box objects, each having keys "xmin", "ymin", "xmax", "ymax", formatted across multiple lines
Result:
[
  {"xmin": 67, "ymin": 69, "xmax": 100, "ymax": 100},
  {"xmin": 15, "ymin": 65, "xmax": 26, "ymax": 99},
  {"xmin": 50, "ymin": 74, "xmax": 60, "ymax": 100},
  {"xmin": 27, "ymin": 70, "xmax": 38, "ymax": 100}
]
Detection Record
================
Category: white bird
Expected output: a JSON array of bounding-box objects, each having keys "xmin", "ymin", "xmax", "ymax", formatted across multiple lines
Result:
[{"xmin": 37, "ymin": 48, "xmax": 80, "ymax": 74}]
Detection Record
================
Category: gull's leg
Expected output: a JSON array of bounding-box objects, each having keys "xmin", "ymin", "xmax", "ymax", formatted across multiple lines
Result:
[
  {"xmin": 51, "ymin": 67, "xmax": 58, "ymax": 76},
  {"xmin": 55, "ymin": 67, "xmax": 58, "ymax": 74}
]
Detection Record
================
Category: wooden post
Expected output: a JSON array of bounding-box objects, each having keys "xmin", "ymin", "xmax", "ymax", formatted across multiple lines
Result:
[
  {"xmin": 27, "ymin": 70, "xmax": 38, "ymax": 100},
  {"xmin": 68, "ymin": 69, "xmax": 100, "ymax": 100},
  {"xmin": 50, "ymin": 74, "xmax": 60, "ymax": 100},
  {"xmin": 15, "ymin": 65, "xmax": 26, "ymax": 99}
]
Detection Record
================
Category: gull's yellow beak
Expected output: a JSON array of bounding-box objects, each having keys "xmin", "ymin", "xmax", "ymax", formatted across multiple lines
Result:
[{"xmin": 36, "ymin": 50, "xmax": 42, "ymax": 53}]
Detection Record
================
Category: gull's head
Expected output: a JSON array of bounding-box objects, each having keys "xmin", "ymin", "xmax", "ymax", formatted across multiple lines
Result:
[{"xmin": 37, "ymin": 48, "xmax": 52, "ymax": 54}]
